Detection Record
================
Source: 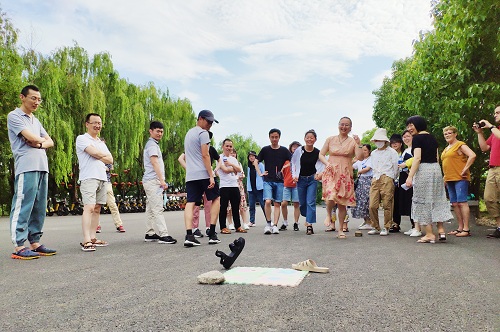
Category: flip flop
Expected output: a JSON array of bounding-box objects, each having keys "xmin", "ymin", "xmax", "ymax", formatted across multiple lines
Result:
[
  {"xmin": 292, "ymin": 259, "xmax": 329, "ymax": 273},
  {"xmin": 417, "ymin": 238, "xmax": 435, "ymax": 244}
]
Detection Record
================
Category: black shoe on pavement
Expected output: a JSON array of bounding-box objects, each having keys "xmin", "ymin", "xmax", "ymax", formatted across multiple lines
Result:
[
  {"xmin": 293, "ymin": 223, "xmax": 299, "ymax": 231},
  {"xmin": 487, "ymin": 228, "xmax": 500, "ymax": 238},
  {"xmin": 144, "ymin": 233, "xmax": 160, "ymax": 242},
  {"xmin": 193, "ymin": 228, "xmax": 204, "ymax": 238},
  {"xmin": 280, "ymin": 224, "xmax": 287, "ymax": 231},
  {"xmin": 158, "ymin": 236, "xmax": 177, "ymax": 244},
  {"xmin": 208, "ymin": 233, "xmax": 221, "ymax": 244},
  {"xmin": 184, "ymin": 235, "xmax": 201, "ymax": 247},
  {"xmin": 389, "ymin": 225, "xmax": 400, "ymax": 233}
]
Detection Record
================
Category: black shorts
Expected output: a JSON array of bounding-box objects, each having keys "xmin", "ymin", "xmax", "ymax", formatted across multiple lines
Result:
[{"xmin": 186, "ymin": 179, "xmax": 220, "ymax": 203}]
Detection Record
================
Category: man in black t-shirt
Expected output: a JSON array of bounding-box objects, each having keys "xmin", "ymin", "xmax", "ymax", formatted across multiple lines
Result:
[{"xmin": 253, "ymin": 128, "xmax": 291, "ymax": 234}]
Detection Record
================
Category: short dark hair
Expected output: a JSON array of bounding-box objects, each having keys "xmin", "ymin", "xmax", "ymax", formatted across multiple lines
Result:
[
  {"xmin": 21, "ymin": 85, "xmax": 40, "ymax": 96},
  {"xmin": 402, "ymin": 129, "xmax": 411, "ymax": 136},
  {"xmin": 269, "ymin": 128, "xmax": 281, "ymax": 137},
  {"xmin": 85, "ymin": 113, "xmax": 101, "ymax": 122},
  {"xmin": 304, "ymin": 129, "xmax": 317, "ymax": 139},
  {"xmin": 363, "ymin": 144, "xmax": 372, "ymax": 152},
  {"xmin": 406, "ymin": 115, "xmax": 427, "ymax": 132},
  {"xmin": 222, "ymin": 138, "xmax": 233, "ymax": 146},
  {"xmin": 150, "ymin": 121, "xmax": 164, "ymax": 130}
]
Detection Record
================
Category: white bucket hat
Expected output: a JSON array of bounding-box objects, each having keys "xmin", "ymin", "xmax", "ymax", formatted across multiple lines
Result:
[{"xmin": 370, "ymin": 128, "xmax": 389, "ymax": 142}]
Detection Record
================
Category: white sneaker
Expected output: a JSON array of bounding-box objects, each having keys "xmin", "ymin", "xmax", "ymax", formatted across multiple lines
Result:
[
  {"xmin": 264, "ymin": 225, "xmax": 272, "ymax": 234},
  {"xmin": 358, "ymin": 224, "xmax": 373, "ymax": 230},
  {"xmin": 409, "ymin": 230, "xmax": 422, "ymax": 237},
  {"xmin": 272, "ymin": 225, "xmax": 280, "ymax": 234},
  {"xmin": 368, "ymin": 229, "xmax": 380, "ymax": 235},
  {"xmin": 243, "ymin": 223, "xmax": 250, "ymax": 230},
  {"xmin": 380, "ymin": 228, "xmax": 388, "ymax": 236},
  {"xmin": 404, "ymin": 228, "xmax": 414, "ymax": 235},
  {"xmin": 249, "ymin": 223, "xmax": 256, "ymax": 227},
  {"xmin": 228, "ymin": 224, "xmax": 235, "ymax": 231}
]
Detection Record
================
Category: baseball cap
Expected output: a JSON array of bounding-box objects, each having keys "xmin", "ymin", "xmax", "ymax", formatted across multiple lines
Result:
[{"xmin": 198, "ymin": 110, "xmax": 218, "ymax": 123}]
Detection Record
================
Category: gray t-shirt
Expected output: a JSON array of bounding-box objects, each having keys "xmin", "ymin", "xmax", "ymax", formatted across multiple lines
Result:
[
  {"xmin": 7, "ymin": 108, "xmax": 49, "ymax": 176},
  {"xmin": 184, "ymin": 126, "xmax": 210, "ymax": 182},
  {"xmin": 143, "ymin": 137, "xmax": 164, "ymax": 182}
]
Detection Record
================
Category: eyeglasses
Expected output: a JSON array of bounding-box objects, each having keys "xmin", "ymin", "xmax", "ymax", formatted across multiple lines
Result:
[
  {"xmin": 28, "ymin": 96, "xmax": 43, "ymax": 103},
  {"xmin": 87, "ymin": 122, "xmax": 102, "ymax": 126}
]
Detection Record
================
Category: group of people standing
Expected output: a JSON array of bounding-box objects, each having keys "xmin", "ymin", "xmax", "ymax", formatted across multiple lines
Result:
[{"xmin": 7, "ymin": 83, "xmax": 500, "ymax": 258}]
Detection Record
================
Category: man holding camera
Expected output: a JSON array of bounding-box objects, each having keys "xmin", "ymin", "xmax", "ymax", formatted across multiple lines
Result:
[{"xmin": 473, "ymin": 106, "xmax": 500, "ymax": 238}]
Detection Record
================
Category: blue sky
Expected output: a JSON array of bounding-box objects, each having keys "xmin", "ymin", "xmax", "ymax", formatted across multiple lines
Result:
[{"xmin": 2, "ymin": 0, "xmax": 433, "ymax": 148}]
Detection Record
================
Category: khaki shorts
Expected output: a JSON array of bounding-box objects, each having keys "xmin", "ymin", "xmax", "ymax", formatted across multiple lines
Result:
[{"xmin": 80, "ymin": 179, "xmax": 107, "ymax": 205}]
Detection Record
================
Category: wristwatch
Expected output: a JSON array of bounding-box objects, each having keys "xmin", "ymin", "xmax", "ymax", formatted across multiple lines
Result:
[
  {"xmin": 38, "ymin": 143, "xmax": 43, "ymax": 149},
  {"xmin": 490, "ymin": 125, "xmax": 496, "ymax": 130}
]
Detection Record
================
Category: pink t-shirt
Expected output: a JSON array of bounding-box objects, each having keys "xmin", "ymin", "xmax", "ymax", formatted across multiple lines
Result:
[{"xmin": 486, "ymin": 129, "xmax": 500, "ymax": 166}]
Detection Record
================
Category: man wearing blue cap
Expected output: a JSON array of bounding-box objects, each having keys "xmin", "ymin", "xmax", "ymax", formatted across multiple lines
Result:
[{"xmin": 183, "ymin": 110, "xmax": 221, "ymax": 247}]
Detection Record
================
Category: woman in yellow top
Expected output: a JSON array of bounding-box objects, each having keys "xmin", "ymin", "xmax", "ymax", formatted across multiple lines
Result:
[{"xmin": 441, "ymin": 126, "xmax": 476, "ymax": 237}]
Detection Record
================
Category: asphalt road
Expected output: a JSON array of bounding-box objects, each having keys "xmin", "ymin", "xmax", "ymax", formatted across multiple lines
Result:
[{"xmin": 0, "ymin": 208, "xmax": 498, "ymax": 332}]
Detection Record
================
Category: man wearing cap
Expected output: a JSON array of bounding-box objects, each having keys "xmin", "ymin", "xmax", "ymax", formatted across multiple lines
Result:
[
  {"xmin": 473, "ymin": 105, "xmax": 500, "ymax": 238},
  {"xmin": 183, "ymin": 110, "xmax": 221, "ymax": 247},
  {"xmin": 254, "ymin": 128, "xmax": 291, "ymax": 235},
  {"xmin": 247, "ymin": 150, "xmax": 265, "ymax": 226},
  {"xmin": 367, "ymin": 128, "xmax": 399, "ymax": 236}
]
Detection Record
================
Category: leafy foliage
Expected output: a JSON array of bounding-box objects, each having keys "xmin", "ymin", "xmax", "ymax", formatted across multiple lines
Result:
[{"xmin": 372, "ymin": 0, "xmax": 500, "ymax": 196}]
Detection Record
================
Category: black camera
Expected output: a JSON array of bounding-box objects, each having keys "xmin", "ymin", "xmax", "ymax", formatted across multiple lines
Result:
[{"xmin": 476, "ymin": 121, "xmax": 486, "ymax": 128}]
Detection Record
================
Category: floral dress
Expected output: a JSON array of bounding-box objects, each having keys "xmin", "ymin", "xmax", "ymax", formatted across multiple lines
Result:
[{"xmin": 321, "ymin": 135, "xmax": 356, "ymax": 206}]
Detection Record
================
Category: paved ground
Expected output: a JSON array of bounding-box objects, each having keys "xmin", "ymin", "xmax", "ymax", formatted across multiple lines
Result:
[{"xmin": 0, "ymin": 208, "xmax": 498, "ymax": 332}]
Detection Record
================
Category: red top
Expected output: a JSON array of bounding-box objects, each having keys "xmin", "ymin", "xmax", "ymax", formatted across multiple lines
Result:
[
  {"xmin": 282, "ymin": 160, "xmax": 296, "ymax": 188},
  {"xmin": 486, "ymin": 129, "xmax": 500, "ymax": 166}
]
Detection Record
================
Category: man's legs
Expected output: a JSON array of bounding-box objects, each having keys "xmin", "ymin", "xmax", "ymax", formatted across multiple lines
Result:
[
  {"xmin": 484, "ymin": 168, "xmax": 500, "ymax": 236},
  {"xmin": 248, "ymin": 191, "xmax": 256, "ymax": 223},
  {"xmin": 143, "ymin": 180, "xmax": 169, "ymax": 237},
  {"xmin": 106, "ymin": 182, "xmax": 123, "ymax": 228},
  {"xmin": 369, "ymin": 180, "xmax": 381, "ymax": 231}
]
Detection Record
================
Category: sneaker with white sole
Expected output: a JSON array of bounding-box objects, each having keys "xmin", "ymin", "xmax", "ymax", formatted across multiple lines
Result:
[
  {"xmin": 380, "ymin": 228, "xmax": 388, "ymax": 236},
  {"xmin": 193, "ymin": 228, "xmax": 204, "ymax": 238},
  {"xmin": 358, "ymin": 224, "xmax": 373, "ymax": 230},
  {"xmin": 158, "ymin": 236, "xmax": 177, "ymax": 244},
  {"xmin": 184, "ymin": 234, "xmax": 201, "ymax": 247},
  {"xmin": 368, "ymin": 229, "xmax": 380, "ymax": 235},
  {"xmin": 264, "ymin": 225, "xmax": 272, "ymax": 234},
  {"xmin": 404, "ymin": 228, "xmax": 414, "ymax": 235},
  {"xmin": 409, "ymin": 230, "xmax": 422, "ymax": 237},
  {"xmin": 272, "ymin": 225, "xmax": 280, "ymax": 234},
  {"xmin": 228, "ymin": 224, "xmax": 236, "ymax": 231},
  {"xmin": 208, "ymin": 233, "xmax": 221, "ymax": 244},
  {"xmin": 243, "ymin": 223, "xmax": 250, "ymax": 230}
]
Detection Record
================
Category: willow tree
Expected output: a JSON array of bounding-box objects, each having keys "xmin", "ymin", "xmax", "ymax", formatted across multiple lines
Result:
[
  {"xmin": 372, "ymin": 0, "xmax": 500, "ymax": 196},
  {"xmin": 0, "ymin": 7, "xmax": 23, "ymax": 214}
]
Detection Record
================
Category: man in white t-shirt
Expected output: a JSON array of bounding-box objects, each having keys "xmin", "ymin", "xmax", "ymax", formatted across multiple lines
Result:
[{"xmin": 76, "ymin": 113, "xmax": 113, "ymax": 252}]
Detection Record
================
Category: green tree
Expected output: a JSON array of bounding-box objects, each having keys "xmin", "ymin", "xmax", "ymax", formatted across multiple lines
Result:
[{"xmin": 372, "ymin": 0, "xmax": 500, "ymax": 196}]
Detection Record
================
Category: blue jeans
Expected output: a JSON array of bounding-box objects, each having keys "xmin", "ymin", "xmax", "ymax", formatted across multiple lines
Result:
[
  {"xmin": 297, "ymin": 175, "xmax": 318, "ymax": 224},
  {"xmin": 10, "ymin": 171, "xmax": 48, "ymax": 246},
  {"xmin": 247, "ymin": 189, "xmax": 265, "ymax": 223}
]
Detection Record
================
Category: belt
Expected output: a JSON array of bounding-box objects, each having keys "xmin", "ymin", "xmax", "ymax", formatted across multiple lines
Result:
[{"xmin": 300, "ymin": 175, "xmax": 316, "ymax": 178}]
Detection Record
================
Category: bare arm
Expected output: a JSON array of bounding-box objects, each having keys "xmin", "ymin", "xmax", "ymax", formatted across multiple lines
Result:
[
  {"xmin": 472, "ymin": 124, "xmax": 491, "ymax": 152},
  {"xmin": 459, "ymin": 144, "xmax": 476, "ymax": 177},
  {"xmin": 178, "ymin": 153, "xmax": 186, "ymax": 169},
  {"xmin": 201, "ymin": 144, "xmax": 215, "ymax": 188},
  {"xmin": 84, "ymin": 145, "xmax": 113, "ymax": 164},
  {"xmin": 405, "ymin": 147, "xmax": 421, "ymax": 188},
  {"xmin": 319, "ymin": 137, "xmax": 331, "ymax": 167},
  {"xmin": 150, "ymin": 156, "xmax": 167, "ymax": 189}
]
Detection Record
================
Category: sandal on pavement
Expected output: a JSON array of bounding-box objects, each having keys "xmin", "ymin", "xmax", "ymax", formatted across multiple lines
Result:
[
  {"xmin": 438, "ymin": 233, "xmax": 447, "ymax": 242},
  {"xmin": 342, "ymin": 227, "xmax": 349, "ymax": 232},
  {"xmin": 292, "ymin": 259, "xmax": 329, "ymax": 273},
  {"xmin": 32, "ymin": 244, "xmax": 57, "ymax": 256},
  {"xmin": 80, "ymin": 242, "xmax": 96, "ymax": 252},
  {"xmin": 220, "ymin": 228, "xmax": 232, "ymax": 234},
  {"xmin": 91, "ymin": 238, "xmax": 109, "ymax": 247},
  {"xmin": 325, "ymin": 225, "xmax": 336, "ymax": 232},
  {"xmin": 417, "ymin": 237, "xmax": 435, "ymax": 244},
  {"xmin": 306, "ymin": 225, "xmax": 314, "ymax": 235},
  {"xmin": 447, "ymin": 229, "xmax": 461, "ymax": 235},
  {"xmin": 456, "ymin": 230, "xmax": 471, "ymax": 237},
  {"xmin": 337, "ymin": 233, "xmax": 347, "ymax": 239}
]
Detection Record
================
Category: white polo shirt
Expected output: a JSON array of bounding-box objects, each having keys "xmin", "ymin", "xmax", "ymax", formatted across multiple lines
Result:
[
  {"xmin": 76, "ymin": 133, "xmax": 110, "ymax": 181},
  {"xmin": 218, "ymin": 155, "xmax": 239, "ymax": 188}
]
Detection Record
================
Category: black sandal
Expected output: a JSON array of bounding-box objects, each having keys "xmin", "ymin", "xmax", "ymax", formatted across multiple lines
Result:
[
  {"xmin": 438, "ymin": 233, "xmax": 447, "ymax": 242},
  {"xmin": 306, "ymin": 225, "xmax": 314, "ymax": 235}
]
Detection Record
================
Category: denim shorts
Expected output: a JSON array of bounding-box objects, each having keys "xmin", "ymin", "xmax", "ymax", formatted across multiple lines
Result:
[
  {"xmin": 263, "ymin": 181, "xmax": 284, "ymax": 203},
  {"xmin": 282, "ymin": 186, "xmax": 299, "ymax": 202},
  {"xmin": 446, "ymin": 180, "xmax": 469, "ymax": 203}
]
